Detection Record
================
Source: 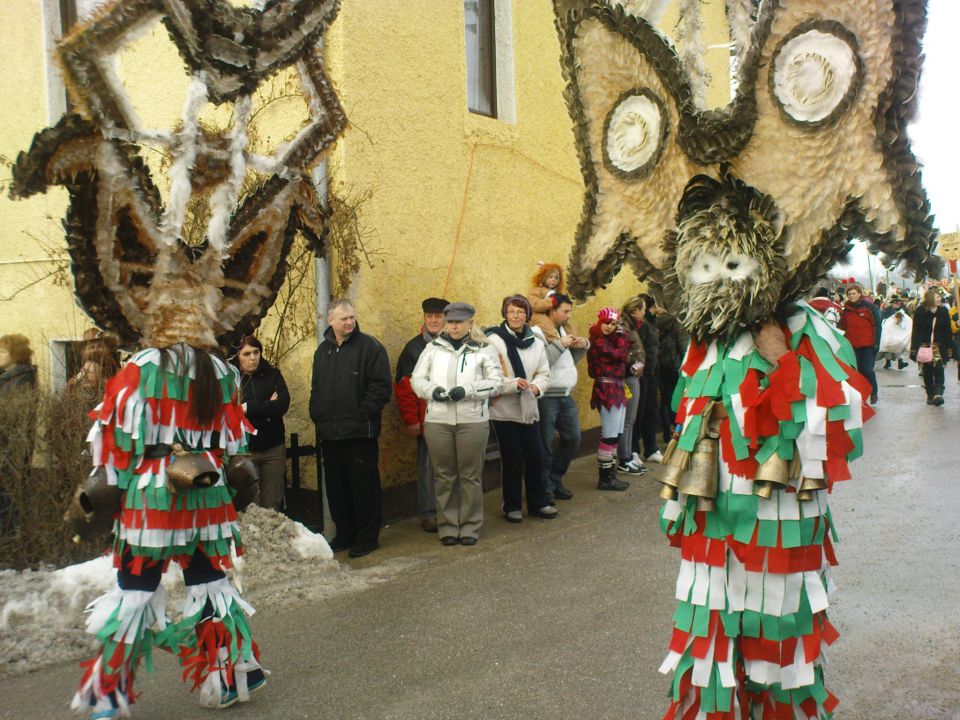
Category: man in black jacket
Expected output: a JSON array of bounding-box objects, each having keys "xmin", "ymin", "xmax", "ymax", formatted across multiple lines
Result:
[{"xmin": 310, "ymin": 299, "xmax": 392, "ymax": 558}]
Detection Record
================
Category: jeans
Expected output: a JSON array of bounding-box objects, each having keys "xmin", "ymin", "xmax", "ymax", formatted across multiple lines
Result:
[
  {"xmin": 492, "ymin": 420, "xmax": 550, "ymax": 513},
  {"xmin": 853, "ymin": 346, "xmax": 878, "ymax": 397},
  {"xmin": 618, "ymin": 376, "xmax": 641, "ymax": 462},
  {"xmin": 538, "ymin": 395, "xmax": 581, "ymax": 494}
]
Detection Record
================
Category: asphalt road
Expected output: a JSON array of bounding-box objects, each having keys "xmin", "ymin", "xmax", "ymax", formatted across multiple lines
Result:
[{"xmin": 3, "ymin": 366, "xmax": 958, "ymax": 720}]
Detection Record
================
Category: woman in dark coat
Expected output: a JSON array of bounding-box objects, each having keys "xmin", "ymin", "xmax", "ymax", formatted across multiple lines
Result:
[
  {"xmin": 910, "ymin": 288, "xmax": 953, "ymax": 406},
  {"xmin": 233, "ymin": 336, "xmax": 291, "ymax": 509}
]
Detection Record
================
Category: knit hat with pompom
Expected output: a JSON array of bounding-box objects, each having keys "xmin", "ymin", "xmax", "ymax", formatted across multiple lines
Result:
[{"xmin": 597, "ymin": 307, "xmax": 619, "ymax": 323}]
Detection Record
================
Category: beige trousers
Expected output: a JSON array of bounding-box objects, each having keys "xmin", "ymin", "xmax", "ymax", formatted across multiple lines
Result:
[{"xmin": 423, "ymin": 422, "xmax": 489, "ymax": 540}]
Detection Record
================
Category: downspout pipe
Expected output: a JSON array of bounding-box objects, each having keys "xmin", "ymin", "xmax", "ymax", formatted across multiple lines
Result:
[{"xmin": 313, "ymin": 159, "xmax": 331, "ymax": 340}]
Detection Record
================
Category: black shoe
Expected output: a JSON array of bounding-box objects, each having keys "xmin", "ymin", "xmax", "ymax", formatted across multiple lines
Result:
[
  {"xmin": 598, "ymin": 477, "xmax": 630, "ymax": 491},
  {"xmin": 552, "ymin": 485, "xmax": 574, "ymax": 500},
  {"xmin": 441, "ymin": 536, "xmax": 460, "ymax": 546},
  {"xmin": 927, "ymin": 395, "xmax": 935, "ymax": 405},
  {"xmin": 883, "ymin": 361, "xmax": 892, "ymax": 369},
  {"xmin": 933, "ymin": 395, "xmax": 945, "ymax": 406},
  {"xmin": 869, "ymin": 392, "xmax": 878, "ymax": 404},
  {"xmin": 897, "ymin": 359, "xmax": 908, "ymax": 369},
  {"xmin": 421, "ymin": 518, "xmax": 438, "ymax": 533},
  {"xmin": 348, "ymin": 542, "xmax": 379, "ymax": 558},
  {"xmin": 459, "ymin": 537, "xmax": 478, "ymax": 546},
  {"xmin": 328, "ymin": 536, "xmax": 353, "ymax": 553}
]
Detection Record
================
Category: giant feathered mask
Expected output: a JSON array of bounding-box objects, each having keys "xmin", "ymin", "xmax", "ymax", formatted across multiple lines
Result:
[
  {"xmin": 10, "ymin": 0, "xmax": 347, "ymax": 350},
  {"xmin": 554, "ymin": 0, "xmax": 939, "ymax": 342}
]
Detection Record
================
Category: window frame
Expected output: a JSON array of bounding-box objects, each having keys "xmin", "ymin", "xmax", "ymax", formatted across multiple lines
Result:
[{"xmin": 464, "ymin": 0, "xmax": 499, "ymax": 119}]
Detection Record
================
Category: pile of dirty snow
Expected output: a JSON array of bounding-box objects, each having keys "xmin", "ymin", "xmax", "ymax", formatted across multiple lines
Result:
[{"xmin": 0, "ymin": 505, "xmax": 422, "ymax": 675}]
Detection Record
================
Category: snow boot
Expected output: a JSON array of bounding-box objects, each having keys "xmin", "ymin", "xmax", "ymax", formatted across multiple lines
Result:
[{"xmin": 597, "ymin": 459, "xmax": 629, "ymax": 491}]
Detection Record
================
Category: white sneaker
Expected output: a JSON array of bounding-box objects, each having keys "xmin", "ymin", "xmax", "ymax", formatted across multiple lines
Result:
[
  {"xmin": 616, "ymin": 459, "xmax": 647, "ymax": 475},
  {"xmin": 646, "ymin": 450, "xmax": 664, "ymax": 464}
]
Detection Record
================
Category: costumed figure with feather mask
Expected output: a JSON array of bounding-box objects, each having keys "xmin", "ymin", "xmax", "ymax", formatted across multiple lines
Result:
[
  {"xmin": 553, "ymin": 0, "xmax": 940, "ymax": 716},
  {"xmin": 9, "ymin": 0, "xmax": 347, "ymax": 716}
]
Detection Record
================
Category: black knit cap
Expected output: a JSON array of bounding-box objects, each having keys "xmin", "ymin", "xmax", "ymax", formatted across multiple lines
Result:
[{"xmin": 422, "ymin": 297, "xmax": 450, "ymax": 313}]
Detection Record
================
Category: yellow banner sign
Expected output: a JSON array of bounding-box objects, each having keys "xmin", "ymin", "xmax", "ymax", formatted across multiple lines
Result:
[{"xmin": 938, "ymin": 231, "xmax": 960, "ymax": 260}]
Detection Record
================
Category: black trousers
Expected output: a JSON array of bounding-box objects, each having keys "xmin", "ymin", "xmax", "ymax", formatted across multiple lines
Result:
[
  {"xmin": 492, "ymin": 420, "xmax": 549, "ymax": 513},
  {"xmin": 118, "ymin": 549, "xmax": 224, "ymax": 592},
  {"xmin": 659, "ymin": 367, "xmax": 680, "ymax": 440},
  {"xmin": 321, "ymin": 438, "xmax": 382, "ymax": 545},
  {"xmin": 921, "ymin": 360, "xmax": 945, "ymax": 396},
  {"xmin": 632, "ymin": 374, "xmax": 662, "ymax": 459}
]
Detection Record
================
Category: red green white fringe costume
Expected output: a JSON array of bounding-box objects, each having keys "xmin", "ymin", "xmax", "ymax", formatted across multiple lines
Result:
[
  {"xmin": 71, "ymin": 347, "xmax": 261, "ymax": 716},
  {"xmin": 659, "ymin": 303, "xmax": 874, "ymax": 719}
]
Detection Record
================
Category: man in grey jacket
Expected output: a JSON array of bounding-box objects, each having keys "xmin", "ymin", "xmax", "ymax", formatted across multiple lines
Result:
[{"xmin": 533, "ymin": 293, "xmax": 589, "ymax": 502}]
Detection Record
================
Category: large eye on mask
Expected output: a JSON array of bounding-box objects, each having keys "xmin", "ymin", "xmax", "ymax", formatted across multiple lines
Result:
[
  {"xmin": 687, "ymin": 253, "xmax": 720, "ymax": 285},
  {"xmin": 603, "ymin": 88, "xmax": 668, "ymax": 179},
  {"xmin": 687, "ymin": 252, "xmax": 759, "ymax": 285},
  {"xmin": 720, "ymin": 253, "xmax": 759, "ymax": 281},
  {"xmin": 770, "ymin": 21, "xmax": 862, "ymax": 127}
]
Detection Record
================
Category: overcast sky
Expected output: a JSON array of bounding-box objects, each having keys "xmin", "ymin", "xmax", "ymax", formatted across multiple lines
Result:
[
  {"xmin": 837, "ymin": 0, "xmax": 957, "ymax": 284},
  {"xmin": 909, "ymin": 0, "xmax": 959, "ymax": 233}
]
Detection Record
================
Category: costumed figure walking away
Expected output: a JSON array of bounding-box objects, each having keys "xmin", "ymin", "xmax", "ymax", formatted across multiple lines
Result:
[
  {"xmin": 552, "ymin": 0, "xmax": 940, "ymax": 715},
  {"xmin": 9, "ymin": 1, "xmax": 347, "ymax": 715}
]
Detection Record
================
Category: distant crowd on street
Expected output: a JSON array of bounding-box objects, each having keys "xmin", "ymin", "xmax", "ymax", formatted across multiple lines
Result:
[{"xmin": 809, "ymin": 277, "xmax": 959, "ymax": 406}]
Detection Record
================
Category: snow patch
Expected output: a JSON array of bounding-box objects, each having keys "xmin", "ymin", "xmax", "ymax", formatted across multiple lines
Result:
[{"xmin": 0, "ymin": 505, "xmax": 420, "ymax": 676}]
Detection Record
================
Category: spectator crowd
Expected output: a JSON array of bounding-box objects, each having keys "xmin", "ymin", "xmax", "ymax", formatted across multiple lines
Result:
[{"xmin": 3, "ymin": 268, "xmax": 959, "ymax": 559}]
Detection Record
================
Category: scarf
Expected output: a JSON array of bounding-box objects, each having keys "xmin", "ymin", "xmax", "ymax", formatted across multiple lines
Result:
[
  {"xmin": 487, "ymin": 322, "xmax": 535, "ymax": 379},
  {"xmin": 440, "ymin": 332, "xmax": 464, "ymax": 351}
]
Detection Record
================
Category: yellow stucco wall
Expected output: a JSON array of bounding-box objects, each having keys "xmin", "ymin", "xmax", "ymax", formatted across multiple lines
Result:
[
  {"xmin": 320, "ymin": 0, "xmax": 733, "ymax": 488},
  {"xmin": 0, "ymin": 0, "xmax": 732, "ymax": 492},
  {"xmin": 0, "ymin": 3, "xmax": 89, "ymax": 382}
]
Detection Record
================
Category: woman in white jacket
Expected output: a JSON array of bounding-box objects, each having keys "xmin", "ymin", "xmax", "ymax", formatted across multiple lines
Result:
[
  {"xmin": 411, "ymin": 302, "xmax": 502, "ymax": 546},
  {"xmin": 485, "ymin": 295, "xmax": 558, "ymax": 523}
]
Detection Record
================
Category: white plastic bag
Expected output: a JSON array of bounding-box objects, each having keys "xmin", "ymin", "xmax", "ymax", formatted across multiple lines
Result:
[{"xmin": 879, "ymin": 312, "xmax": 912, "ymax": 354}]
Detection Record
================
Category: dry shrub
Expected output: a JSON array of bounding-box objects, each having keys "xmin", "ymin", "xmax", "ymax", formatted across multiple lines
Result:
[{"xmin": 0, "ymin": 386, "xmax": 105, "ymax": 570}]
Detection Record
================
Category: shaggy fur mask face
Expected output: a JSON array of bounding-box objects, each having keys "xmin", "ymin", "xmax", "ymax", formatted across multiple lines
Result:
[{"xmin": 661, "ymin": 172, "xmax": 786, "ymax": 343}]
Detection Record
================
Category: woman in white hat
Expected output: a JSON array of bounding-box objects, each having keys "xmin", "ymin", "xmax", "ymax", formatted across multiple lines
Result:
[{"xmin": 411, "ymin": 303, "xmax": 502, "ymax": 545}]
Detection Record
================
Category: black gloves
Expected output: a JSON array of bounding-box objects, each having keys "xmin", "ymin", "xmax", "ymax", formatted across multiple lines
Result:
[
  {"xmin": 432, "ymin": 387, "xmax": 449, "ymax": 401},
  {"xmin": 447, "ymin": 386, "xmax": 466, "ymax": 402}
]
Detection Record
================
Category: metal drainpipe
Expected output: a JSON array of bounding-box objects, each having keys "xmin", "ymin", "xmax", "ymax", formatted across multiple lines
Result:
[{"xmin": 313, "ymin": 159, "xmax": 331, "ymax": 340}]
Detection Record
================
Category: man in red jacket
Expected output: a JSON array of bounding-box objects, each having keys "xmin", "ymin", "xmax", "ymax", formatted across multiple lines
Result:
[
  {"xmin": 394, "ymin": 297, "xmax": 449, "ymax": 532},
  {"xmin": 839, "ymin": 283, "xmax": 882, "ymax": 404}
]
